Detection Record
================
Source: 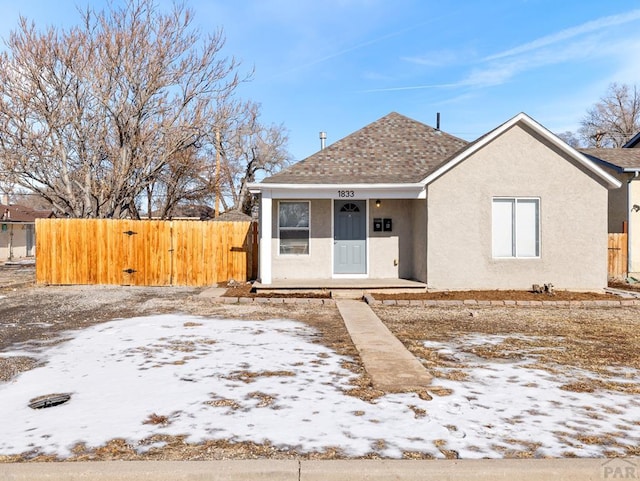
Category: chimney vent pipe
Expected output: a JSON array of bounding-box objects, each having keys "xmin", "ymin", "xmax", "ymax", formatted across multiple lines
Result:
[
  {"xmin": 319, "ymin": 131, "xmax": 327, "ymax": 150},
  {"xmin": 436, "ymin": 112, "xmax": 441, "ymax": 131}
]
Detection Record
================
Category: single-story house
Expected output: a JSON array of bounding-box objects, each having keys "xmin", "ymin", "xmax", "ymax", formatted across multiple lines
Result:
[
  {"xmin": 0, "ymin": 201, "xmax": 53, "ymax": 261},
  {"xmin": 249, "ymin": 112, "xmax": 621, "ymax": 290},
  {"xmin": 581, "ymin": 138, "xmax": 640, "ymax": 278}
]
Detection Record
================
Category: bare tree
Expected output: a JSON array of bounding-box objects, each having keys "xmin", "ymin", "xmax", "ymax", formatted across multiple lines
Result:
[
  {"xmin": 578, "ymin": 83, "xmax": 640, "ymax": 148},
  {"xmin": 556, "ymin": 131, "xmax": 582, "ymax": 148},
  {"xmin": 217, "ymin": 101, "xmax": 291, "ymax": 214},
  {"xmin": 0, "ymin": 0, "xmax": 247, "ymax": 218}
]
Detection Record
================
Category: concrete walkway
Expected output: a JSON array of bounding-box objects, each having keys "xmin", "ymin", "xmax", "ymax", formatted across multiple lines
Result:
[
  {"xmin": 1, "ymin": 458, "xmax": 630, "ymax": 480},
  {"xmin": 335, "ymin": 299, "xmax": 432, "ymax": 391}
]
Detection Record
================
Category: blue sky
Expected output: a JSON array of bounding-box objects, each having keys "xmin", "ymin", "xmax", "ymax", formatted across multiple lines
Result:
[{"xmin": 1, "ymin": 0, "xmax": 639, "ymax": 161}]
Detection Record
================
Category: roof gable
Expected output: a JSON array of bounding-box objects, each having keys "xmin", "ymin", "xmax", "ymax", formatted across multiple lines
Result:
[
  {"xmin": 262, "ymin": 112, "xmax": 468, "ymax": 185},
  {"xmin": 422, "ymin": 113, "xmax": 621, "ymax": 189}
]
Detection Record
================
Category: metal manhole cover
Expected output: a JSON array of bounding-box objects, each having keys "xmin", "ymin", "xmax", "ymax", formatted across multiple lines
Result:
[{"xmin": 28, "ymin": 393, "xmax": 72, "ymax": 409}]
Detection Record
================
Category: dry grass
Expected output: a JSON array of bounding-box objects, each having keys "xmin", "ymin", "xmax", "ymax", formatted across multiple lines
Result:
[
  {"xmin": 374, "ymin": 305, "xmax": 640, "ymax": 457},
  {"xmin": 374, "ymin": 306, "xmax": 640, "ymax": 383}
]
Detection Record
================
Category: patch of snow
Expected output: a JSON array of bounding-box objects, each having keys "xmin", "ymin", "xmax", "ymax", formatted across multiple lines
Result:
[{"xmin": 0, "ymin": 316, "xmax": 639, "ymax": 459}]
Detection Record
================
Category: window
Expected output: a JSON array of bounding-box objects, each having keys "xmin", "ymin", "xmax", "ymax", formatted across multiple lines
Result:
[
  {"xmin": 492, "ymin": 198, "xmax": 539, "ymax": 258},
  {"xmin": 278, "ymin": 201, "xmax": 310, "ymax": 255}
]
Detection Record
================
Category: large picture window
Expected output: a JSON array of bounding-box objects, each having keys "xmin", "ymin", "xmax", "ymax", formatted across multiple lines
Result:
[
  {"xmin": 492, "ymin": 198, "xmax": 539, "ymax": 258},
  {"xmin": 278, "ymin": 201, "xmax": 310, "ymax": 255}
]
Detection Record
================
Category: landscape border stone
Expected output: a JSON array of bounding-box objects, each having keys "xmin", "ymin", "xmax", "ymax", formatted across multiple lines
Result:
[
  {"xmin": 362, "ymin": 293, "xmax": 640, "ymax": 308},
  {"xmin": 208, "ymin": 295, "xmax": 640, "ymax": 307}
]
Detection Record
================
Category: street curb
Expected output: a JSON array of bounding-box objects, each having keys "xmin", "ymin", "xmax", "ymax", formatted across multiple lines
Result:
[{"xmin": 1, "ymin": 458, "xmax": 638, "ymax": 480}]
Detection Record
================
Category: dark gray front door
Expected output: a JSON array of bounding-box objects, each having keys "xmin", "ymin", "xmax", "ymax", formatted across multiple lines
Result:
[{"xmin": 334, "ymin": 200, "xmax": 366, "ymax": 274}]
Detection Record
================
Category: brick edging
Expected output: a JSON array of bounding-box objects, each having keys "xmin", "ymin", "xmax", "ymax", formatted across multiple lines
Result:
[
  {"xmin": 362, "ymin": 293, "xmax": 640, "ymax": 307},
  {"xmin": 212, "ymin": 297, "xmax": 336, "ymax": 305}
]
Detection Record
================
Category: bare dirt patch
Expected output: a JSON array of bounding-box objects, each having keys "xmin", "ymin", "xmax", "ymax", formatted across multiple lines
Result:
[
  {"xmin": 222, "ymin": 281, "xmax": 330, "ymax": 298},
  {"xmin": 609, "ymin": 279, "xmax": 640, "ymax": 293}
]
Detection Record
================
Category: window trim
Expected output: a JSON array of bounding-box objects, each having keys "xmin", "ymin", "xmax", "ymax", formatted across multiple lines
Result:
[
  {"xmin": 492, "ymin": 197, "xmax": 540, "ymax": 259},
  {"xmin": 278, "ymin": 200, "xmax": 310, "ymax": 256}
]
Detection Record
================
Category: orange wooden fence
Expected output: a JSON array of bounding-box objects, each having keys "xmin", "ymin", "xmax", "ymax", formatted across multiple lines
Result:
[
  {"xmin": 35, "ymin": 218, "xmax": 258, "ymax": 286},
  {"xmin": 608, "ymin": 233, "xmax": 628, "ymax": 279}
]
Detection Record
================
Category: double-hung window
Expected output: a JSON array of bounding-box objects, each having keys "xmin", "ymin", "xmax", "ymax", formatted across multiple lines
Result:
[
  {"xmin": 492, "ymin": 198, "xmax": 540, "ymax": 258},
  {"xmin": 278, "ymin": 201, "xmax": 310, "ymax": 255}
]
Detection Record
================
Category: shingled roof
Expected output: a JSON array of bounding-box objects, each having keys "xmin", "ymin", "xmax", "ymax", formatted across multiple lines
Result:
[
  {"xmin": 0, "ymin": 203, "xmax": 53, "ymax": 222},
  {"xmin": 580, "ymin": 148, "xmax": 640, "ymax": 171},
  {"xmin": 262, "ymin": 112, "xmax": 468, "ymax": 184}
]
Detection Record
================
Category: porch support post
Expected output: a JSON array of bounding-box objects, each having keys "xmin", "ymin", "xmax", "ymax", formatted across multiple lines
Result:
[{"xmin": 259, "ymin": 190, "xmax": 273, "ymax": 284}]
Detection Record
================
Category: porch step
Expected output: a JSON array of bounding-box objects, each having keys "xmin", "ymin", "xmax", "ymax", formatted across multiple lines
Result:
[
  {"xmin": 330, "ymin": 290, "xmax": 365, "ymax": 300},
  {"xmin": 253, "ymin": 278, "xmax": 427, "ymax": 294}
]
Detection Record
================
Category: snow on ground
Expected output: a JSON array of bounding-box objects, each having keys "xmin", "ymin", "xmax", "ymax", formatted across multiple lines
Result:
[{"xmin": 0, "ymin": 314, "xmax": 639, "ymax": 459}]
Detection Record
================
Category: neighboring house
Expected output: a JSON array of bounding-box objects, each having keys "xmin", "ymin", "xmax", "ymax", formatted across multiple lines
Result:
[
  {"xmin": 249, "ymin": 112, "xmax": 620, "ymax": 290},
  {"xmin": 0, "ymin": 202, "xmax": 53, "ymax": 261},
  {"xmin": 581, "ymin": 139, "xmax": 640, "ymax": 278}
]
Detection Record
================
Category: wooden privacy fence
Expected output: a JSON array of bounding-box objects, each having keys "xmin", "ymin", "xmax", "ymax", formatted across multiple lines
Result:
[
  {"xmin": 608, "ymin": 233, "xmax": 628, "ymax": 279},
  {"xmin": 36, "ymin": 218, "xmax": 258, "ymax": 286}
]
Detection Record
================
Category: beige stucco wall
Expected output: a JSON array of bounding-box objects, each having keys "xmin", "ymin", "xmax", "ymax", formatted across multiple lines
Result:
[
  {"xmin": 368, "ymin": 199, "xmax": 415, "ymax": 279},
  {"xmin": 426, "ymin": 124, "xmax": 610, "ymax": 290},
  {"xmin": 411, "ymin": 199, "xmax": 428, "ymax": 282},
  {"xmin": 270, "ymin": 199, "xmax": 333, "ymax": 280},
  {"xmin": 630, "ymin": 179, "xmax": 640, "ymax": 276},
  {"xmin": 603, "ymin": 168, "xmax": 629, "ymax": 234},
  {"xmin": 270, "ymin": 198, "xmax": 421, "ymax": 280},
  {"xmin": 0, "ymin": 224, "xmax": 32, "ymax": 261}
]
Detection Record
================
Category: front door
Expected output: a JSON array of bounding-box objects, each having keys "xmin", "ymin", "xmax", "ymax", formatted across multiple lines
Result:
[{"xmin": 334, "ymin": 200, "xmax": 366, "ymax": 274}]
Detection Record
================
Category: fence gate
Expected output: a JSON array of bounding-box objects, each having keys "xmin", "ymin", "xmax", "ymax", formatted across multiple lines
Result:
[
  {"xmin": 608, "ymin": 233, "xmax": 628, "ymax": 279},
  {"xmin": 36, "ymin": 218, "xmax": 257, "ymax": 286}
]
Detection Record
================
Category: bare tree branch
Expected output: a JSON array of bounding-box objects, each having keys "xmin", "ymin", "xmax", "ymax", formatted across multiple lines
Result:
[{"xmin": 578, "ymin": 83, "xmax": 640, "ymax": 148}]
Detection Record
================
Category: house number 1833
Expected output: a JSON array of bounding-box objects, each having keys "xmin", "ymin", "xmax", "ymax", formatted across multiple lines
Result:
[{"xmin": 337, "ymin": 190, "xmax": 355, "ymax": 198}]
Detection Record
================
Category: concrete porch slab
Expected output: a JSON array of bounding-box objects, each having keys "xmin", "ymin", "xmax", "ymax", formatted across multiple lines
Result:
[{"xmin": 253, "ymin": 278, "xmax": 427, "ymax": 291}]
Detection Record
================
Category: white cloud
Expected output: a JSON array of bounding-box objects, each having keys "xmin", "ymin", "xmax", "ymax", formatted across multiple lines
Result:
[{"xmin": 484, "ymin": 9, "xmax": 640, "ymax": 61}]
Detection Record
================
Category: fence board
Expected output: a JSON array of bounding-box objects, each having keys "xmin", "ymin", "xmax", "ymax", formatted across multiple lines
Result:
[
  {"xmin": 36, "ymin": 218, "xmax": 256, "ymax": 286},
  {"xmin": 608, "ymin": 233, "xmax": 628, "ymax": 279}
]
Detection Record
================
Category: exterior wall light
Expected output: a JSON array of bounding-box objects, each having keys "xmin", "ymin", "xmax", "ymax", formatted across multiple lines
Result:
[{"xmin": 375, "ymin": 199, "xmax": 381, "ymax": 207}]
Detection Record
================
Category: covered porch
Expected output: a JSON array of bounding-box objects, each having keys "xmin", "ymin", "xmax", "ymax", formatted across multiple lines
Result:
[{"xmin": 252, "ymin": 277, "xmax": 427, "ymax": 295}]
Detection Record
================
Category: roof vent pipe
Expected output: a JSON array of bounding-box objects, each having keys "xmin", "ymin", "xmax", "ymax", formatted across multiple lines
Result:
[
  {"xmin": 436, "ymin": 112, "xmax": 441, "ymax": 131},
  {"xmin": 319, "ymin": 131, "xmax": 327, "ymax": 150}
]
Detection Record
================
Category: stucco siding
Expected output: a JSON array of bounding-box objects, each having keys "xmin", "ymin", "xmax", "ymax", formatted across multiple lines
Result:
[
  {"xmin": 270, "ymin": 199, "xmax": 332, "ymax": 279},
  {"xmin": 630, "ymin": 179, "xmax": 640, "ymax": 276},
  {"xmin": 411, "ymin": 199, "xmax": 427, "ymax": 282},
  {"xmin": 0, "ymin": 224, "xmax": 31, "ymax": 261},
  {"xmin": 368, "ymin": 199, "xmax": 414, "ymax": 279},
  {"xmin": 426, "ymin": 124, "xmax": 609, "ymax": 290},
  {"xmin": 604, "ymin": 168, "xmax": 629, "ymax": 234},
  {"xmin": 270, "ymin": 198, "xmax": 421, "ymax": 280}
]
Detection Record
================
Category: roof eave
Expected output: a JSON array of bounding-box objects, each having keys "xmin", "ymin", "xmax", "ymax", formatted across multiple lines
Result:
[{"xmin": 249, "ymin": 182, "xmax": 425, "ymax": 192}]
